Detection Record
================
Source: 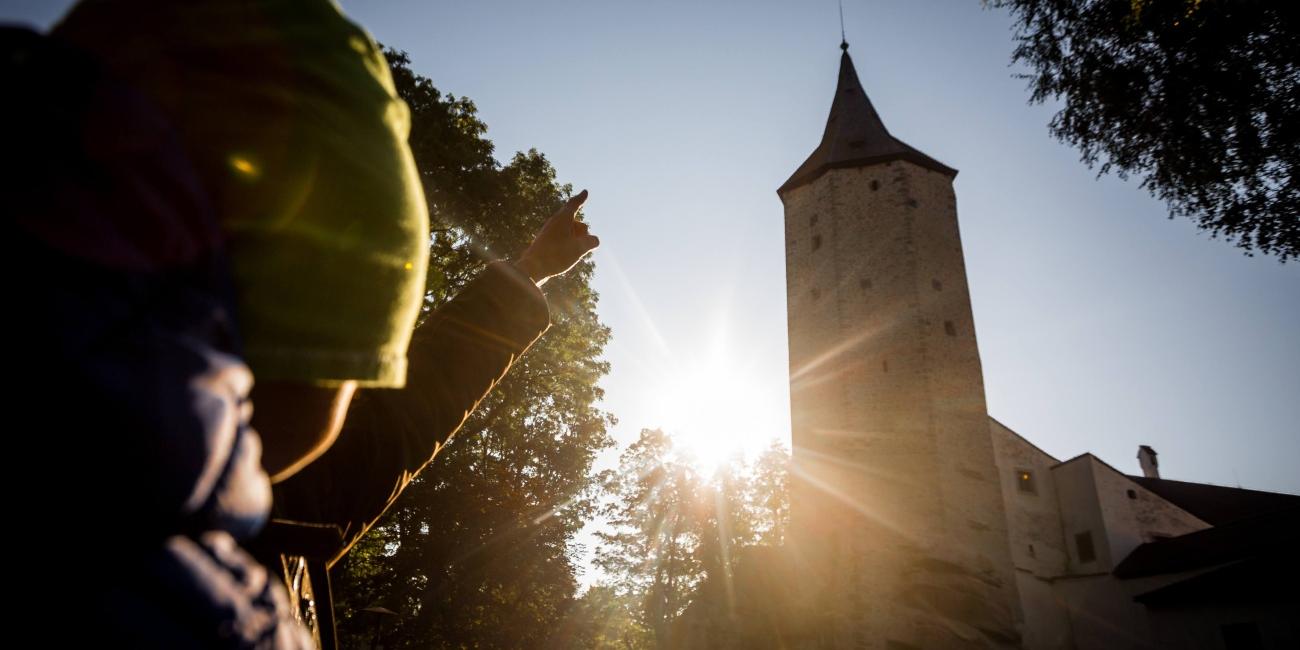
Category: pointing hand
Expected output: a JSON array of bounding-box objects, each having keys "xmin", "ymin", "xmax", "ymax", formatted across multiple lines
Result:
[{"xmin": 514, "ymin": 189, "xmax": 600, "ymax": 286}]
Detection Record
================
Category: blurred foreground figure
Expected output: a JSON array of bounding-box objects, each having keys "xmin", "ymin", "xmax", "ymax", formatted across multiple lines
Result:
[{"xmin": 7, "ymin": 1, "xmax": 596, "ymax": 647}]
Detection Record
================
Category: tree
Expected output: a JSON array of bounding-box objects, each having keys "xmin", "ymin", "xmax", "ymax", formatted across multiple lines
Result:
[
  {"xmin": 990, "ymin": 0, "xmax": 1300, "ymax": 261},
  {"xmin": 749, "ymin": 441, "xmax": 791, "ymax": 547},
  {"xmin": 594, "ymin": 429, "xmax": 705, "ymax": 647},
  {"xmin": 547, "ymin": 586, "xmax": 654, "ymax": 649},
  {"xmin": 593, "ymin": 432, "xmax": 792, "ymax": 648},
  {"xmin": 330, "ymin": 49, "xmax": 615, "ymax": 648}
]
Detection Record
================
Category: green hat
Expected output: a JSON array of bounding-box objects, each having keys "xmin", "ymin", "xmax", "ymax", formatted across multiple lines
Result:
[{"xmin": 56, "ymin": 0, "xmax": 429, "ymax": 387}]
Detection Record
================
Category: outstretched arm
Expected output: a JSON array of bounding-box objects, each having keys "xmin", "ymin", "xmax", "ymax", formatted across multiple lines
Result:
[{"xmin": 266, "ymin": 191, "xmax": 598, "ymax": 565}]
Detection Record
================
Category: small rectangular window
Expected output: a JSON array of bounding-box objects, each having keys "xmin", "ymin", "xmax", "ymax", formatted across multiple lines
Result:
[
  {"xmin": 944, "ymin": 320, "xmax": 957, "ymax": 336},
  {"xmin": 1075, "ymin": 531, "xmax": 1096, "ymax": 564},
  {"xmin": 1016, "ymin": 469, "xmax": 1037, "ymax": 495},
  {"xmin": 812, "ymin": 234, "xmax": 822, "ymax": 251}
]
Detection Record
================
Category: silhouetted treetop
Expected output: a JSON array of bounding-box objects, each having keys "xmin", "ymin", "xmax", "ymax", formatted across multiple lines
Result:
[{"xmin": 992, "ymin": 0, "xmax": 1299, "ymax": 261}]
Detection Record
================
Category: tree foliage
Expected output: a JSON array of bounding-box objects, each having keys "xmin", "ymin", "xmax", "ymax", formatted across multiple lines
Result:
[
  {"xmin": 750, "ymin": 441, "xmax": 792, "ymax": 547},
  {"xmin": 593, "ymin": 430, "xmax": 791, "ymax": 648},
  {"xmin": 331, "ymin": 49, "xmax": 615, "ymax": 649},
  {"xmin": 548, "ymin": 585, "xmax": 654, "ymax": 649},
  {"xmin": 595, "ymin": 429, "xmax": 706, "ymax": 647},
  {"xmin": 991, "ymin": 0, "xmax": 1300, "ymax": 260}
]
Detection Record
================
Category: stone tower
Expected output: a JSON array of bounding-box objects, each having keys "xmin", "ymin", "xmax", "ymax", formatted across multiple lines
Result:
[{"xmin": 780, "ymin": 44, "xmax": 1020, "ymax": 648}]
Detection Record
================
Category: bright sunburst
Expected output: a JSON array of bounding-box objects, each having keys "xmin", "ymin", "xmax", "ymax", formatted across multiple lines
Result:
[
  {"xmin": 654, "ymin": 351, "xmax": 783, "ymax": 473},
  {"xmin": 602, "ymin": 250, "xmax": 788, "ymax": 474}
]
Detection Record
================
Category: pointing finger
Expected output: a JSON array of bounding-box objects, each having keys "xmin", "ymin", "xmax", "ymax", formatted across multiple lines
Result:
[{"xmin": 557, "ymin": 189, "xmax": 589, "ymax": 221}]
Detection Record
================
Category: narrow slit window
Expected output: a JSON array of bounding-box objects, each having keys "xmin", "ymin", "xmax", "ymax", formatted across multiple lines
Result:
[
  {"xmin": 1075, "ymin": 531, "xmax": 1096, "ymax": 564},
  {"xmin": 812, "ymin": 234, "xmax": 822, "ymax": 251},
  {"xmin": 944, "ymin": 321, "xmax": 957, "ymax": 336}
]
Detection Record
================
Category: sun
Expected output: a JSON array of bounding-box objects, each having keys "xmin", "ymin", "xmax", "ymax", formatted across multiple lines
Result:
[{"xmin": 654, "ymin": 354, "xmax": 784, "ymax": 473}]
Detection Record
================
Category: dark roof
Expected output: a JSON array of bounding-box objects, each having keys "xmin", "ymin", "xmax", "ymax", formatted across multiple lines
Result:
[
  {"xmin": 1113, "ymin": 506, "xmax": 1299, "ymax": 580},
  {"xmin": 778, "ymin": 45, "xmax": 956, "ymax": 196},
  {"xmin": 1128, "ymin": 476, "xmax": 1300, "ymax": 526},
  {"xmin": 1130, "ymin": 556, "xmax": 1298, "ymax": 607}
]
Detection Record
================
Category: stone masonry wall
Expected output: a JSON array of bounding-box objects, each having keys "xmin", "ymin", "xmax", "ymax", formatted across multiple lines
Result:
[{"xmin": 783, "ymin": 161, "xmax": 1021, "ymax": 648}]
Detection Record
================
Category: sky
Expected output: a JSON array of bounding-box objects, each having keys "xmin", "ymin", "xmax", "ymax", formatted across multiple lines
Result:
[{"xmin": 9, "ymin": 0, "xmax": 1297, "ymax": 541}]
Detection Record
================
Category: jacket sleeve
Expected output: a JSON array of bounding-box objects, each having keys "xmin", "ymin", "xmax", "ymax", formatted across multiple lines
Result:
[{"xmin": 266, "ymin": 261, "xmax": 550, "ymax": 566}]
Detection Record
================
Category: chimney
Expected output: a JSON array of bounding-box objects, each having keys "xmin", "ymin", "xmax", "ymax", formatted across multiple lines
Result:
[{"xmin": 1138, "ymin": 445, "xmax": 1159, "ymax": 479}]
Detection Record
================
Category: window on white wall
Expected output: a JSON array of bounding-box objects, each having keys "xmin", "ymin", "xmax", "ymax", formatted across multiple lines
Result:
[{"xmin": 1016, "ymin": 469, "xmax": 1037, "ymax": 495}]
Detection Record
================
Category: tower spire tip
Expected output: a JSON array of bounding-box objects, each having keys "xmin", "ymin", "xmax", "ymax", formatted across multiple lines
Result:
[{"xmin": 838, "ymin": 0, "xmax": 848, "ymax": 52}]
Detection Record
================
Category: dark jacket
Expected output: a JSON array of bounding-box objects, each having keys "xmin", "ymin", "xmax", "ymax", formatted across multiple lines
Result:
[
  {"xmin": 250, "ymin": 261, "xmax": 551, "ymax": 647},
  {"xmin": 8, "ymin": 27, "xmax": 313, "ymax": 648}
]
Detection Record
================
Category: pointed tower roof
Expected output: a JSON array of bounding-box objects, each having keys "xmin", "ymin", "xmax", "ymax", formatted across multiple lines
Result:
[{"xmin": 778, "ymin": 44, "xmax": 956, "ymax": 196}]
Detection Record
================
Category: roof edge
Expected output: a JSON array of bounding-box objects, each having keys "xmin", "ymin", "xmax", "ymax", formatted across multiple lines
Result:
[
  {"xmin": 1128, "ymin": 475, "xmax": 1300, "ymax": 500},
  {"xmin": 988, "ymin": 416, "xmax": 1062, "ymax": 464},
  {"xmin": 777, "ymin": 150, "xmax": 958, "ymax": 197}
]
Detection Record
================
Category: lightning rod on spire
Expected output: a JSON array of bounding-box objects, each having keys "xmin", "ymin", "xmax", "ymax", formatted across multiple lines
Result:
[{"xmin": 839, "ymin": 0, "xmax": 848, "ymax": 50}]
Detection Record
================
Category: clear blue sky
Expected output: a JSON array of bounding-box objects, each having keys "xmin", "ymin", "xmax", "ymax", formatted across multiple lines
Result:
[{"xmin": 8, "ymin": 0, "xmax": 1296, "ymax": 498}]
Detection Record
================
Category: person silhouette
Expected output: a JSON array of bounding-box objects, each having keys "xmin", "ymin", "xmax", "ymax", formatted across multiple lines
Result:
[{"xmin": 9, "ymin": 2, "xmax": 597, "ymax": 645}]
